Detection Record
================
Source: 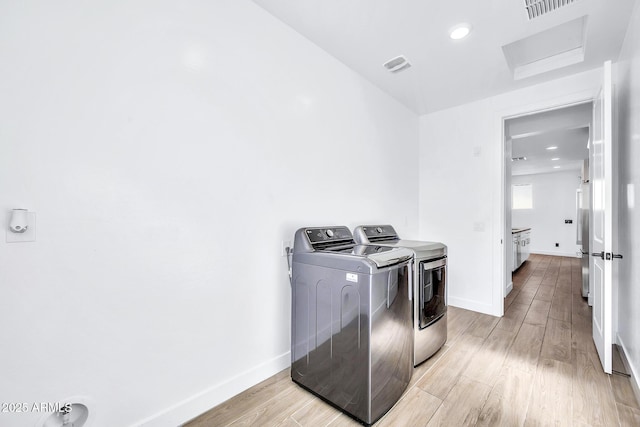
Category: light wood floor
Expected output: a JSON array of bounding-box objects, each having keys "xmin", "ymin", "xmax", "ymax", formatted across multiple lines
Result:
[{"xmin": 185, "ymin": 254, "xmax": 640, "ymax": 426}]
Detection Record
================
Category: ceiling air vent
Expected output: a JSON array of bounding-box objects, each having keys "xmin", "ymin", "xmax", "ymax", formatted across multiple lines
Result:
[
  {"xmin": 383, "ymin": 55, "xmax": 412, "ymax": 73},
  {"xmin": 525, "ymin": 0, "xmax": 580, "ymax": 20}
]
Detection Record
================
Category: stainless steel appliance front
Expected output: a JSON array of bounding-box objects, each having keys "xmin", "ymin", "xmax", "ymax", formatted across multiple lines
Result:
[
  {"xmin": 353, "ymin": 225, "xmax": 448, "ymax": 366},
  {"xmin": 291, "ymin": 226, "xmax": 414, "ymax": 426},
  {"xmin": 413, "ymin": 256, "xmax": 448, "ymax": 364}
]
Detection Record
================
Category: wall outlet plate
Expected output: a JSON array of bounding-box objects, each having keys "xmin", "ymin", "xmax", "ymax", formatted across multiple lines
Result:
[{"xmin": 281, "ymin": 240, "xmax": 292, "ymax": 257}]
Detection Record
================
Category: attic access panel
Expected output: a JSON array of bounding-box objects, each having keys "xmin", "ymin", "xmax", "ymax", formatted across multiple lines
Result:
[{"xmin": 502, "ymin": 15, "xmax": 587, "ymax": 80}]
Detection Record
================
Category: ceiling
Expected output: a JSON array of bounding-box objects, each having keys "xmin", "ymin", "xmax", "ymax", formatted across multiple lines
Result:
[
  {"xmin": 252, "ymin": 0, "xmax": 636, "ymax": 114},
  {"xmin": 507, "ymin": 102, "xmax": 591, "ymax": 176}
]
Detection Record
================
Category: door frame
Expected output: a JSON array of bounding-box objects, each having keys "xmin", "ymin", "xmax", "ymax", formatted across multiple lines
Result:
[{"xmin": 496, "ymin": 89, "xmax": 597, "ymax": 316}]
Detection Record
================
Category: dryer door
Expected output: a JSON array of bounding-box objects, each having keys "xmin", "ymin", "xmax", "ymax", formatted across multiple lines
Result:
[{"xmin": 418, "ymin": 258, "xmax": 447, "ymax": 329}]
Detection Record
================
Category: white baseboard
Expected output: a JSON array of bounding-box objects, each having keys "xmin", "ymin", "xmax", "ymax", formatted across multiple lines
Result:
[
  {"xmin": 506, "ymin": 281, "xmax": 513, "ymax": 295},
  {"xmin": 530, "ymin": 250, "xmax": 580, "ymax": 258},
  {"xmin": 616, "ymin": 333, "xmax": 640, "ymax": 408},
  {"xmin": 448, "ymin": 295, "xmax": 497, "ymax": 316},
  {"xmin": 134, "ymin": 351, "xmax": 291, "ymax": 427}
]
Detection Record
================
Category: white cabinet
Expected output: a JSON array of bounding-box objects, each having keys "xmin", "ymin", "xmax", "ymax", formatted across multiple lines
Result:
[
  {"xmin": 512, "ymin": 234, "xmax": 519, "ymax": 272},
  {"xmin": 520, "ymin": 230, "xmax": 531, "ymax": 264},
  {"xmin": 512, "ymin": 228, "xmax": 531, "ymax": 271}
]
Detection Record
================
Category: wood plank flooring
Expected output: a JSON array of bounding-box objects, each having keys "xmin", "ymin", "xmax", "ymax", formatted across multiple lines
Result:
[{"xmin": 185, "ymin": 254, "xmax": 640, "ymax": 427}]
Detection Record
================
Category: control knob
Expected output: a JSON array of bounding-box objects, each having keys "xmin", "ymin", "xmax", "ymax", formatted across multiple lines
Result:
[
  {"xmin": 376, "ymin": 227, "xmax": 383, "ymax": 233},
  {"xmin": 326, "ymin": 229, "xmax": 334, "ymax": 238}
]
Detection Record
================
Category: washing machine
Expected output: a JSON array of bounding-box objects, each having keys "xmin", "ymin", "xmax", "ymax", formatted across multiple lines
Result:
[
  {"xmin": 353, "ymin": 225, "xmax": 447, "ymax": 367},
  {"xmin": 290, "ymin": 226, "xmax": 414, "ymax": 426}
]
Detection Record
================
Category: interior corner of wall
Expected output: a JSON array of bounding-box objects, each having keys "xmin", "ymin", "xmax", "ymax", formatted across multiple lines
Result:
[{"xmin": 616, "ymin": 333, "xmax": 640, "ymax": 408}]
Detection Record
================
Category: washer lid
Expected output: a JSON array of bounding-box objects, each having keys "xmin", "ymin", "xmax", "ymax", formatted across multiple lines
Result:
[
  {"xmin": 386, "ymin": 240, "xmax": 447, "ymax": 259},
  {"xmin": 323, "ymin": 244, "xmax": 412, "ymax": 267},
  {"xmin": 352, "ymin": 239, "xmax": 447, "ymax": 259},
  {"xmin": 352, "ymin": 225, "xmax": 447, "ymax": 259},
  {"xmin": 365, "ymin": 246, "xmax": 413, "ymax": 267}
]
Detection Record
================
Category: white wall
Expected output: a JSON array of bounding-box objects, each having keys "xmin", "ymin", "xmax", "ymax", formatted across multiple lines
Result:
[
  {"xmin": 419, "ymin": 68, "xmax": 602, "ymax": 316},
  {"xmin": 615, "ymin": 0, "xmax": 640, "ymax": 402},
  {"xmin": 0, "ymin": 2, "xmax": 419, "ymax": 426},
  {"xmin": 512, "ymin": 171, "xmax": 582, "ymax": 257}
]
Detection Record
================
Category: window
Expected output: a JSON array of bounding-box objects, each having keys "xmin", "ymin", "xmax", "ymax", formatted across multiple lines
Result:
[{"xmin": 512, "ymin": 184, "xmax": 533, "ymax": 209}]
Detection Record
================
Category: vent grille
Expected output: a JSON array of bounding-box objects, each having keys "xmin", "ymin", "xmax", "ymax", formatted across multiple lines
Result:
[
  {"xmin": 383, "ymin": 55, "xmax": 412, "ymax": 73},
  {"xmin": 525, "ymin": 0, "xmax": 579, "ymax": 20}
]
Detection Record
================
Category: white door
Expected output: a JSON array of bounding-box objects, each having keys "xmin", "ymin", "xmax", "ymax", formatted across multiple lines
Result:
[
  {"xmin": 505, "ymin": 136, "xmax": 513, "ymax": 298},
  {"xmin": 590, "ymin": 61, "xmax": 615, "ymax": 374}
]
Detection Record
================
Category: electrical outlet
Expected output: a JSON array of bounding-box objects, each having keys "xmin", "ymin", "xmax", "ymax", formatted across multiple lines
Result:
[
  {"xmin": 565, "ymin": 219, "xmax": 573, "ymax": 224},
  {"xmin": 282, "ymin": 240, "xmax": 292, "ymax": 257}
]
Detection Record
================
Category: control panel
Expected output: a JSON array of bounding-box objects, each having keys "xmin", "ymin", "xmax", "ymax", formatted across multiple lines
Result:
[
  {"xmin": 305, "ymin": 226, "xmax": 353, "ymax": 244},
  {"xmin": 360, "ymin": 225, "xmax": 398, "ymax": 240}
]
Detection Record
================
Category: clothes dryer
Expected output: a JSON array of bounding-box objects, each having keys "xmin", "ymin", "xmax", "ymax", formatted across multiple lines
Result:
[{"xmin": 353, "ymin": 225, "xmax": 447, "ymax": 366}]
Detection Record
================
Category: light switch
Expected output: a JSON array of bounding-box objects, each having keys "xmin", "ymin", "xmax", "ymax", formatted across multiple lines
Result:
[{"xmin": 473, "ymin": 222, "xmax": 485, "ymax": 232}]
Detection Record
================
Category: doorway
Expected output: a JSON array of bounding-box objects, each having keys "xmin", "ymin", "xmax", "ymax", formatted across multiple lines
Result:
[{"xmin": 503, "ymin": 102, "xmax": 593, "ymax": 303}]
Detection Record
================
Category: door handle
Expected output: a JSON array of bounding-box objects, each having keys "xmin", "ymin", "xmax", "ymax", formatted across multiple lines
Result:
[{"xmin": 591, "ymin": 251, "xmax": 624, "ymax": 260}]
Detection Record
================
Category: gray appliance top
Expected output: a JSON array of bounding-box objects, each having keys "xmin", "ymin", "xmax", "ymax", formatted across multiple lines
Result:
[
  {"xmin": 353, "ymin": 225, "xmax": 447, "ymax": 260},
  {"xmin": 293, "ymin": 226, "xmax": 413, "ymax": 269}
]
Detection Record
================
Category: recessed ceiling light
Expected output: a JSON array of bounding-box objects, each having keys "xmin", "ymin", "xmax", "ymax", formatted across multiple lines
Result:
[
  {"xmin": 551, "ymin": 157, "xmax": 560, "ymax": 161},
  {"xmin": 546, "ymin": 146, "xmax": 558, "ymax": 150},
  {"xmin": 553, "ymin": 166, "xmax": 561, "ymax": 169},
  {"xmin": 449, "ymin": 24, "xmax": 471, "ymax": 40}
]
